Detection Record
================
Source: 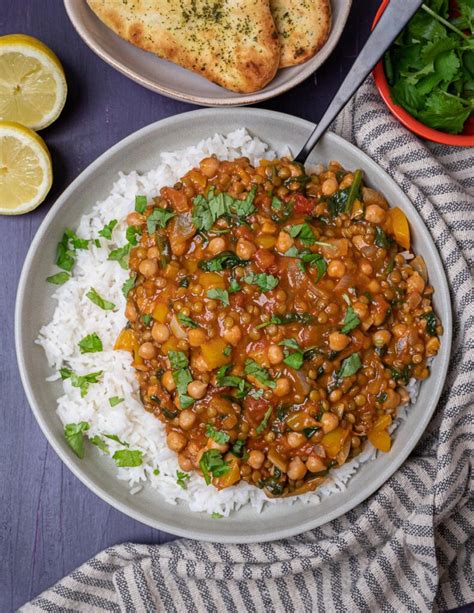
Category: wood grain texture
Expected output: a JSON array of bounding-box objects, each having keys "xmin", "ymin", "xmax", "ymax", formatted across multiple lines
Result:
[{"xmin": 0, "ymin": 0, "xmax": 380, "ymax": 609}]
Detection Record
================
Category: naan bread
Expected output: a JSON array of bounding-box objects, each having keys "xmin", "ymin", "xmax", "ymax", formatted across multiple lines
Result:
[
  {"xmin": 87, "ymin": 0, "xmax": 280, "ymax": 93},
  {"xmin": 271, "ymin": 0, "xmax": 331, "ymax": 68}
]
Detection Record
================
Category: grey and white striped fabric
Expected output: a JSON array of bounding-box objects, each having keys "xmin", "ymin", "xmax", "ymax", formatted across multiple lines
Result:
[{"xmin": 22, "ymin": 78, "xmax": 474, "ymax": 613}]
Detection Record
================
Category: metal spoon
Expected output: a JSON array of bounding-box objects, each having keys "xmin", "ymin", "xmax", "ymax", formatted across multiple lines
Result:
[{"xmin": 295, "ymin": 0, "xmax": 424, "ymax": 164}]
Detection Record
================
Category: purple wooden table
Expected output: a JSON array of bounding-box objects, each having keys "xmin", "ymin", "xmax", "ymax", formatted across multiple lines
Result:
[{"xmin": 4, "ymin": 1, "xmax": 462, "ymax": 610}]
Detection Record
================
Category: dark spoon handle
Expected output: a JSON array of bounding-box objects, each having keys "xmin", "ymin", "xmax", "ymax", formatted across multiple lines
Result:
[{"xmin": 295, "ymin": 0, "xmax": 424, "ymax": 164}]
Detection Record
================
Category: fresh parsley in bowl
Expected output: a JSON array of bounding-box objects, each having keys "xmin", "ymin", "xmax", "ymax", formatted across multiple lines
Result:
[{"xmin": 373, "ymin": 0, "xmax": 474, "ymax": 145}]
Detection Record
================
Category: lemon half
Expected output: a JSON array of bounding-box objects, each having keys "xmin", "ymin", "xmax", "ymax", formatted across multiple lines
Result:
[
  {"xmin": 0, "ymin": 34, "xmax": 67, "ymax": 130},
  {"xmin": 0, "ymin": 121, "xmax": 52, "ymax": 214}
]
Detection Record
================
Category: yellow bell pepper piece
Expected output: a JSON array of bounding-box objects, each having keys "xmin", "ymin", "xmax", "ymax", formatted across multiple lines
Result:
[
  {"xmin": 368, "ymin": 430, "xmax": 392, "ymax": 452},
  {"xmin": 373, "ymin": 414, "xmax": 392, "ymax": 431},
  {"xmin": 152, "ymin": 302, "xmax": 168, "ymax": 323},
  {"xmin": 322, "ymin": 427, "xmax": 350, "ymax": 459},
  {"xmin": 389, "ymin": 207, "xmax": 410, "ymax": 250},
  {"xmin": 113, "ymin": 328, "xmax": 135, "ymax": 352},
  {"xmin": 201, "ymin": 338, "xmax": 231, "ymax": 370},
  {"xmin": 216, "ymin": 458, "xmax": 240, "ymax": 489},
  {"xmin": 198, "ymin": 271, "xmax": 225, "ymax": 290}
]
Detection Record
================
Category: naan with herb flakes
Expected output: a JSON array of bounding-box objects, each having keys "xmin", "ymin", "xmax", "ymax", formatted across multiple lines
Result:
[
  {"xmin": 87, "ymin": 0, "xmax": 281, "ymax": 93},
  {"xmin": 271, "ymin": 0, "xmax": 331, "ymax": 67}
]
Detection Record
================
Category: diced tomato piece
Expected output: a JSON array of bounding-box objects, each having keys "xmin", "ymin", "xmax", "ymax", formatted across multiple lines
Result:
[
  {"xmin": 255, "ymin": 248, "xmax": 276, "ymax": 271},
  {"xmin": 293, "ymin": 194, "xmax": 314, "ymax": 215}
]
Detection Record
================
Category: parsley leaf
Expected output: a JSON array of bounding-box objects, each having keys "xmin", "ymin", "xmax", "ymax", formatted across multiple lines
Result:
[
  {"xmin": 192, "ymin": 187, "xmax": 256, "ymax": 231},
  {"xmin": 90, "ymin": 435, "xmax": 109, "ymax": 454},
  {"xmin": 126, "ymin": 225, "xmax": 142, "ymax": 246},
  {"xmin": 289, "ymin": 223, "xmax": 316, "ymax": 246},
  {"xmin": 207, "ymin": 288, "xmax": 230, "ymax": 306},
  {"xmin": 338, "ymin": 353, "xmax": 362, "ymax": 378},
  {"xmin": 244, "ymin": 359, "xmax": 276, "ymax": 388},
  {"xmin": 176, "ymin": 470, "xmax": 190, "ymax": 488},
  {"xmin": 211, "ymin": 512, "xmax": 223, "ymax": 519},
  {"xmin": 64, "ymin": 421, "xmax": 89, "ymax": 458},
  {"xmin": 78, "ymin": 332, "xmax": 103, "ymax": 354},
  {"xmin": 86, "ymin": 287, "xmax": 116, "ymax": 310},
  {"xmin": 122, "ymin": 274, "xmax": 136, "ymax": 298},
  {"xmin": 421, "ymin": 311, "xmax": 438, "ymax": 335},
  {"xmin": 256, "ymin": 312, "xmax": 314, "ymax": 328},
  {"xmin": 199, "ymin": 449, "xmax": 231, "ymax": 485},
  {"xmin": 108, "ymin": 244, "xmax": 131, "ymax": 269},
  {"xmin": 147, "ymin": 208, "xmax": 175, "ymax": 233},
  {"xmin": 112, "ymin": 449, "xmax": 143, "ymax": 467},
  {"xmin": 99, "ymin": 219, "xmax": 118, "ymax": 239},
  {"xmin": 256, "ymin": 406, "xmax": 273, "ymax": 434},
  {"xmin": 228, "ymin": 277, "xmax": 241, "ymax": 293},
  {"xmin": 168, "ymin": 351, "xmax": 194, "ymax": 408},
  {"xmin": 341, "ymin": 306, "xmax": 360, "ymax": 334},
  {"xmin": 242, "ymin": 272, "xmax": 279, "ymax": 292},
  {"xmin": 206, "ymin": 424, "xmax": 230, "ymax": 444},
  {"xmin": 105, "ymin": 434, "xmax": 129, "ymax": 447}
]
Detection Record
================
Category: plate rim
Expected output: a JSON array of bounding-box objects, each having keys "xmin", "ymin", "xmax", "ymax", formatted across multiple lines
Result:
[
  {"xmin": 15, "ymin": 107, "xmax": 452, "ymax": 542},
  {"xmin": 63, "ymin": 0, "xmax": 353, "ymax": 106}
]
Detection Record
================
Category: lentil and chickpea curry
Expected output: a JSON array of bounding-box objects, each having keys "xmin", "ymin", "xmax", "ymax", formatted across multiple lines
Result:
[{"xmin": 114, "ymin": 155, "xmax": 442, "ymax": 498}]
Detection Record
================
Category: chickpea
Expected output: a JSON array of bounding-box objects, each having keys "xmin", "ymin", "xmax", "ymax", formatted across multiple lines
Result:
[
  {"xmin": 321, "ymin": 412, "xmax": 339, "ymax": 434},
  {"xmin": 382, "ymin": 388, "xmax": 400, "ymax": 410},
  {"xmin": 236, "ymin": 238, "xmax": 256, "ymax": 260},
  {"xmin": 207, "ymin": 237, "xmax": 226, "ymax": 255},
  {"xmin": 178, "ymin": 409, "xmax": 197, "ymax": 430},
  {"xmin": 329, "ymin": 389, "xmax": 343, "ymax": 403},
  {"xmin": 328, "ymin": 331, "xmax": 351, "ymax": 352},
  {"xmin": 367, "ymin": 279, "xmax": 381, "ymax": 294},
  {"xmin": 126, "ymin": 211, "xmax": 144, "ymax": 226},
  {"xmin": 287, "ymin": 457, "xmax": 307, "ymax": 481},
  {"xmin": 188, "ymin": 328, "xmax": 206, "ymax": 347},
  {"xmin": 365, "ymin": 204, "xmax": 387, "ymax": 224},
  {"xmin": 223, "ymin": 325, "xmax": 242, "ymax": 346},
  {"xmin": 199, "ymin": 156, "xmax": 220, "ymax": 178},
  {"xmin": 353, "ymin": 301, "xmax": 369, "ymax": 320},
  {"xmin": 426, "ymin": 336, "xmax": 440, "ymax": 356},
  {"xmin": 321, "ymin": 177, "xmax": 338, "ymax": 196},
  {"xmin": 187, "ymin": 380, "xmax": 208, "ymax": 400},
  {"xmin": 162, "ymin": 370, "xmax": 176, "ymax": 392},
  {"xmin": 138, "ymin": 341, "xmax": 157, "ymax": 360},
  {"xmin": 287, "ymin": 432, "xmax": 305, "ymax": 448},
  {"xmin": 360, "ymin": 261, "xmax": 373, "ymax": 275},
  {"xmin": 407, "ymin": 271, "xmax": 426, "ymax": 294},
  {"xmin": 373, "ymin": 329, "xmax": 392, "ymax": 347},
  {"xmin": 274, "ymin": 377, "xmax": 291, "ymax": 397},
  {"xmin": 393, "ymin": 323, "xmax": 407, "ymax": 338},
  {"xmin": 147, "ymin": 246, "xmax": 160, "ymax": 259},
  {"xmin": 268, "ymin": 344, "xmax": 284, "ymax": 365},
  {"xmin": 152, "ymin": 323, "xmax": 170, "ymax": 344},
  {"xmin": 306, "ymin": 456, "xmax": 326, "ymax": 473},
  {"xmin": 247, "ymin": 449, "xmax": 265, "ymax": 469},
  {"xmin": 178, "ymin": 453, "xmax": 194, "ymax": 472},
  {"xmin": 327, "ymin": 259, "xmax": 346, "ymax": 278},
  {"xmin": 138, "ymin": 258, "xmax": 159, "ymax": 278},
  {"xmin": 125, "ymin": 301, "xmax": 137, "ymax": 322},
  {"xmin": 167, "ymin": 431, "xmax": 186, "ymax": 452},
  {"xmin": 276, "ymin": 230, "xmax": 294, "ymax": 253}
]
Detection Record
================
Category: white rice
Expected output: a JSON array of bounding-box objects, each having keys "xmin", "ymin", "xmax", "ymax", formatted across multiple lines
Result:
[{"xmin": 37, "ymin": 129, "xmax": 416, "ymax": 517}]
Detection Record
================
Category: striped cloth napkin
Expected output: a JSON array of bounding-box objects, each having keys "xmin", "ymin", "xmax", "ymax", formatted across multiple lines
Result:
[{"xmin": 22, "ymin": 78, "xmax": 474, "ymax": 613}]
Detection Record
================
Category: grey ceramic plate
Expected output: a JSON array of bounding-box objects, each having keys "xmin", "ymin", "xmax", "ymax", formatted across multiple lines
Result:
[
  {"xmin": 16, "ymin": 109, "xmax": 452, "ymax": 543},
  {"xmin": 64, "ymin": 0, "xmax": 352, "ymax": 106}
]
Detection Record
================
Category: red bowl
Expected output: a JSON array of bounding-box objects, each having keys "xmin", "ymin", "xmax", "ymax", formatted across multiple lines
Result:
[{"xmin": 372, "ymin": 0, "xmax": 474, "ymax": 146}]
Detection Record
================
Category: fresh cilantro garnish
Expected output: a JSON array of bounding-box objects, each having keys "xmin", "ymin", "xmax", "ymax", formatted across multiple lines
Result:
[
  {"xmin": 112, "ymin": 449, "xmax": 143, "ymax": 467},
  {"xmin": 168, "ymin": 351, "xmax": 194, "ymax": 408},
  {"xmin": 177, "ymin": 312, "xmax": 198, "ymax": 328},
  {"xmin": 244, "ymin": 359, "xmax": 275, "ymax": 388},
  {"xmin": 108, "ymin": 244, "xmax": 131, "ymax": 269},
  {"xmin": 242, "ymin": 272, "xmax": 279, "ymax": 292},
  {"xmin": 390, "ymin": 365, "xmax": 411, "ymax": 384},
  {"xmin": 283, "ymin": 248, "xmax": 328, "ymax": 281},
  {"xmin": 199, "ymin": 251, "xmax": 249, "ymax": 272},
  {"xmin": 90, "ymin": 435, "xmax": 109, "ymax": 454},
  {"xmin": 271, "ymin": 196, "xmax": 282, "ymax": 211},
  {"xmin": 55, "ymin": 229, "xmax": 89, "ymax": 274},
  {"xmin": 207, "ymin": 288, "xmax": 230, "ymax": 306},
  {"xmin": 206, "ymin": 424, "xmax": 230, "ymax": 444},
  {"xmin": 228, "ymin": 277, "xmax": 241, "ymax": 293},
  {"xmin": 99, "ymin": 219, "xmax": 118, "ymax": 239},
  {"xmin": 289, "ymin": 223, "xmax": 317, "ymax": 246},
  {"xmin": 216, "ymin": 364, "xmax": 251, "ymax": 397},
  {"xmin": 78, "ymin": 332, "xmax": 103, "ymax": 354},
  {"xmin": 279, "ymin": 338, "xmax": 319, "ymax": 370},
  {"xmin": 153, "ymin": 468, "xmax": 160, "ymax": 476},
  {"xmin": 109, "ymin": 396, "xmax": 124, "ymax": 407},
  {"xmin": 122, "ymin": 274, "xmax": 136, "ymax": 298},
  {"xmin": 64, "ymin": 228, "xmax": 89, "ymax": 250},
  {"xmin": 256, "ymin": 406, "xmax": 273, "ymax": 434},
  {"xmin": 341, "ymin": 306, "xmax": 360, "ymax": 334},
  {"xmin": 421, "ymin": 311, "xmax": 438, "ymax": 336},
  {"xmin": 199, "ymin": 449, "xmax": 231, "ymax": 485},
  {"xmin": 126, "ymin": 225, "xmax": 142, "ymax": 246},
  {"xmin": 256, "ymin": 312, "xmax": 314, "ymax": 329},
  {"xmin": 60, "ymin": 368, "xmax": 103, "ymax": 397},
  {"xmin": 141, "ymin": 314, "xmax": 152, "ymax": 326},
  {"xmin": 105, "ymin": 434, "xmax": 129, "ymax": 447},
  {"xmin": 223, "ymin": 345, "xmax": 232, "ymax": 357},
  {"xmin": 86, "ymin": 287, "xmax": 116, "ymax": 310},
  {"xmin": 176, "ymin": 470, "xmax": 191, "ymax": 489},
  {"xmin": 192, "ymin": 187, "xmax": 256, "ymax": 231},
  {"xmin": 46, "ymin": 272, "xmax": 71, "ymax": 285},
  {"xmin": 135, "ymin": 195, "xmax": 147, "ymax": 213},
  {"xmin": 337, "ymin": 353, "xmax": 362, "ymax": 378},
  {"xmin": 211, "ymin": 512, "xmax": 223, "ymax": 519},
  {"xmin": 230, "ymin": 439, "xmax": 245, "ymax": 457},
  {"xmin": 147, "ymin": 208, "xmax": 175, "ymax": 233},
  {"xmin": 64, "ymin": 421, "xmax": 89, "ymax": 458}
]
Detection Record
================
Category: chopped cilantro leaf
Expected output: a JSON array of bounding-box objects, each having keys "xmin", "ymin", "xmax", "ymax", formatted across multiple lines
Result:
[
  {"xmin": 206, "ymin": 424, "xmax": 230, "ymax": 444},
  {"xmin": 199, "ymin": 449, "xmax": 231, "ymax": 485},
  {"xmin": 78, "ymin": 332, "xmax": 103, "ymax": 354},
  {"xmin": 112, "ymin": 449, "xmax": 143, "ymax": 467},
  {"xmin": 244, "ymin": 359, "xmax": 275, "ymax": 389},
  {"xmin": 86, "ymin": 288, "xmax": 116, "ymax": 310},
  {"xmin": 64, "ymin": 421, "xmax": 89, "ymax": 458},
  {"xmin": 207, "ymin": 288, "xmax": 230, "ymax": 306}
]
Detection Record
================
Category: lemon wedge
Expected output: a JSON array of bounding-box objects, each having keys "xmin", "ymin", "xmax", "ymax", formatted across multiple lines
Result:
[
  {"xmin": 0, "ymin": 34, "xmax": 67, "ymax": 130},
  {"xmin": 0, "ymin": 121, "xmax": 52, "ymax": 214}
]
